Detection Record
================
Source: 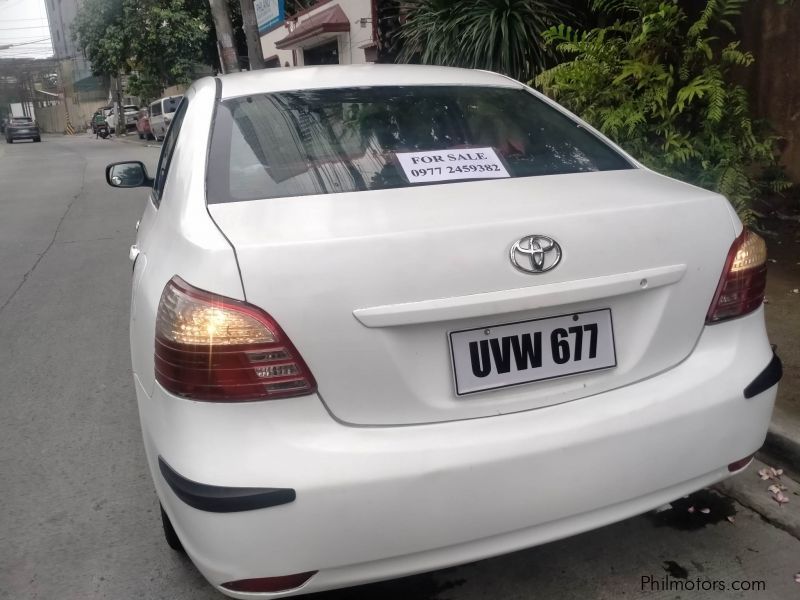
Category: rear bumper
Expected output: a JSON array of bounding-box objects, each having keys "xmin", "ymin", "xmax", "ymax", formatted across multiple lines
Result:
[
  {"xmin": 6, "ymin": 129, "xmax": 39, "ymax": 140},
  {"xmin": 135, "ymin": 307, "xmax": 776, "ymax": 598}
]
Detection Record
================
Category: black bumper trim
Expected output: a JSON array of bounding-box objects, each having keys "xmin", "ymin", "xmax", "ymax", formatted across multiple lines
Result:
[
  {"xmin": 158, "ymin": 457, "xmax": 296, "ymax": 513},
  {"xmin": 743, "ymin": 351, "xmax": 783, "ymax": 399}
]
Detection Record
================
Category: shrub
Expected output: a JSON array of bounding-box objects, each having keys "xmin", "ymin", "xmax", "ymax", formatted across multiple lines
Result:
[
  {"xmin": 397, "ymin": 0, "xmax": 572, "ymax": 81},
  {"xmin": 536, "ymin": 0, "xmax": 789, "ymax": 223}
]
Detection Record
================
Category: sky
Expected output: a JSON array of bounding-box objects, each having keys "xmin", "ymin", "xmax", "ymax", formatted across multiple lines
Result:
[{"xmin": 0, "ymin": 0, "xmax": 53, "ymax": 59}]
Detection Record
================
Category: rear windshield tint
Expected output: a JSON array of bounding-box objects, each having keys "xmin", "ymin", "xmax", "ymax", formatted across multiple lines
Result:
[
  {"xmin": 207, "ymin": 86, "xmax": 632, "ymax": 203},
  {"xmin": 164, "ymin": 97, "xmax": 182, "ymax": 114}
]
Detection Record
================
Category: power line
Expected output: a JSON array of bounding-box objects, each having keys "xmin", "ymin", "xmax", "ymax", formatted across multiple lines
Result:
[
  {"xmin": 0, "ymin": 37, "xmax": 51, "ymax": 49},
  {"xmin": 0, "ymin": 26, "xmax": 52, "ymax": 31},
  {"xmin": 5, "ymin": 37, "xmax": 50, "ymax": 45}
]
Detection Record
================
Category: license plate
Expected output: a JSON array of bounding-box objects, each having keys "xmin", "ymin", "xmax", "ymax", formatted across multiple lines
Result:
[{"xmin": 449, "ymin": 309, "xmax": 616, "ymax": 395}]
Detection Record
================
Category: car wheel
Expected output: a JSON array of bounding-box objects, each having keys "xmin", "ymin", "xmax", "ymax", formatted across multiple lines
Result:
[
  {"xmin": 138, "ymin": 132, "xmax": 144, "ymax": 139},
  {"xmin": 6, "ymin": 138, "xmax": 11, "ymax": 144},
  {"xmin": 160, "ymin": 504, "xmax": 185, "ymax": 553},
  {"xmin": 34, "ymin": 137, "xmax": 41, "ymax": 143}
]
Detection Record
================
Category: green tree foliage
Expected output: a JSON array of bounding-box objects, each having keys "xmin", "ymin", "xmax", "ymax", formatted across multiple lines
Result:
[
  {"xmin": 396, "ymin": 0, "xmax": 572, "ymax": 80},
  {"xmin": 535, "ymin": 0, "xmax": 788, "ymax": 223},
  {"xmin": 73, "ymin": 0, "xmax": 211, "ymax": 102}
]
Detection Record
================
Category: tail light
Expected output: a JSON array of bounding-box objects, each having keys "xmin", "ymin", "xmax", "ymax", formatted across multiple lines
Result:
[
  {"xmin": 706, "ymin": 229, "xmax": 767, "ymax": 323},
  {"xmin": 154, "ymin": 276, "xmax": 317, "ymax": 401}
]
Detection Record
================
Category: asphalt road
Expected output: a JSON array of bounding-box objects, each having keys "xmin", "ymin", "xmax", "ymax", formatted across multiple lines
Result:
[{"xmin": 1, "ymin": 135, "xmax": 799, "ymax": 600}]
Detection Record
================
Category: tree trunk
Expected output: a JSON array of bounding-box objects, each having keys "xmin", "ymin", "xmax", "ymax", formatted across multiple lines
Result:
[
  {"xmin": 240, "ymin": 0, "xmax": 266, "ymax": 70},
  {"xmin": 209, "ymin": 0, "xmax": 241, "ymax": 74}
]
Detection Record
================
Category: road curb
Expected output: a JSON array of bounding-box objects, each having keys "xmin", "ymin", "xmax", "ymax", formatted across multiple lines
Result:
[
  {"xmin": 112, "ymin": 135, "xmax": 162, "ymax": 149},
  {"xmin": 714, "ymin": 458, "xmax": 800, "ymax": 540},
  {"xmin": 764, "ymin": 427, "xmax": 800, "ymax": 479}
]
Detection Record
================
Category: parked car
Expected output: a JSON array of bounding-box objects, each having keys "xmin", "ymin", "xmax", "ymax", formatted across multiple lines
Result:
[
  {"xmin": 122, "ymin": 104, "xmax": 140, "ymax": 131},
  {"xmin": 135, "ymin": 108, "xmax": 154, "ymax": 140},
  {"xmin": 106, "ymin": 65, "xmax": 780, "ymax": 598},
  {"xmin": 5, "ymin": 116, "xmax": 41, "ymax": 143},
  {"xmin": 148, "ymin": 95, "xmax": 183, "ymax": 140},
  {"xmin": 106, "ymin": 104, "xmax": 139, "ymax": 133}
]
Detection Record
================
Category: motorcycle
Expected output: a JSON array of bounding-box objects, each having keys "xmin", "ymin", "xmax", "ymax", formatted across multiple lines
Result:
[{"xmin": 96, "ymin": 121, "xmax": 110, "ymax": 139}]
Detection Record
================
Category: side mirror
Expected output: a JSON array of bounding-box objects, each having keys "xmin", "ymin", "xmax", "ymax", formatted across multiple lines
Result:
[{"xmin": 106, "ymin": 161, "xmax": 153, "ymax": 188}]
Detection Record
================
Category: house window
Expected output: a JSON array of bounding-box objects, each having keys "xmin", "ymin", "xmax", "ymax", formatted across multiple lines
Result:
[{"xmin": 303, "ymin": 40, "xmax": 339, "ymax": 65}]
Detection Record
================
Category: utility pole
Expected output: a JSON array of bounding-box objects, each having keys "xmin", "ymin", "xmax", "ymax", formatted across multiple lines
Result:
[
  {"xmin": 115, "ymin": 72, "xmax": 124, "ymax": 136},
  {"xmin": 209, "ymin": 0, "xmax": 241, "ymax": 74},
  {"xmin": 240, "ymin": 0, "xmax": 266, "ymax": 70}
]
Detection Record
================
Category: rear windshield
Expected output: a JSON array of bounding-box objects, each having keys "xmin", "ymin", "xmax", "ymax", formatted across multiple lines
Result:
[
  {"xmin": 12, "ymin": 117, "xmax": 33, "ymax": 123},
  {"xmin": 207, "ymin": 86, "xmax": 632, "ymax": 203},
  {"xmin": 163, "ymin": 96, "xmax": 182, "ymax": 114}
]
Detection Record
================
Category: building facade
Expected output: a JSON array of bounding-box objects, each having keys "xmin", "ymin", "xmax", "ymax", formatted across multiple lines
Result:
[
  {"xmin": 41, "ymin": 0, "xmax": 106, "ymax": 132},
  {"xmin": 260, "ymin": 0, "xmax": 377, "ymax": 68}
]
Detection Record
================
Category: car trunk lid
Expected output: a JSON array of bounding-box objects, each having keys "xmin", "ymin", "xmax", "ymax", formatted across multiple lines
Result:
[{"xmin": 208, "ymin": 169, "xmax": 735, "ymax": 425}]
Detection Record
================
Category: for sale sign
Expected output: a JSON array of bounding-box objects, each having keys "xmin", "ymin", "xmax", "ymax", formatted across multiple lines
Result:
[{"xmin": 395, "ymin": 147, "xmax": 510, "ymax": 184}]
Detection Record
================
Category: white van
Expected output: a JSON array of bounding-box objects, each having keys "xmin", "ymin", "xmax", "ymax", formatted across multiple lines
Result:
[{"xmin": 148, "ymin": 95, "xmax": 183, "ymax": 141}]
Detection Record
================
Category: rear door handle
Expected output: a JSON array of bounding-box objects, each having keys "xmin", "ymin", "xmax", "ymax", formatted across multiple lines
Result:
[{"xmin": 129, "ymin": 244, "xmax": 140, "ymax": 262}]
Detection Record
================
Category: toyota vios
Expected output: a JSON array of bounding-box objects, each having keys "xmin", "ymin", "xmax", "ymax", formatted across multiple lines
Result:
[{"xmin": 107, "ymin": 65, "xmax": 781, "ymax": 598}]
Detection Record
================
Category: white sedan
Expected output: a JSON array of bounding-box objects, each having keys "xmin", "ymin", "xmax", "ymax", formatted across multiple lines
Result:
[{"xmin": 106, "ymin": 65, "xmax": 781, "ymax": 598}]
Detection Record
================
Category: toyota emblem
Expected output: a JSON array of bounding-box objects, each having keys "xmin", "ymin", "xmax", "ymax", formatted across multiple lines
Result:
[{"xmin": 510, "ymin": 235, "xmax": 562, "ymax": 273}]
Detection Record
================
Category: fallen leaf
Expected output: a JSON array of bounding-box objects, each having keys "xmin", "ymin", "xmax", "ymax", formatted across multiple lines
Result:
[
  {"xmin": 773, "ymin": 491, "xmax": 789, "ymax": 505},
  {"xmin": 768, "ymin": 484, "xmax": 782, "ymax": 494},
  {"xmin": 758, "ymin": 468, "xmax": 772, "ymax": 480},
  {"xmin": 699, "ymin": 507, "xmax": 711, "ymax": 514},
  {"xmin": 794, "ymin": 572, "xmax": 800, "ymax": 584},
  {"xmin": 687, "ymin": 506, "xmax": 696, "ymax": 514},
  {"xmin": 772, "ymin": 468, "xmax": 784, "ymax": 478},
  {"xmin": 726, "ymin": 516, "xmax": 735, "ymax": 524}
]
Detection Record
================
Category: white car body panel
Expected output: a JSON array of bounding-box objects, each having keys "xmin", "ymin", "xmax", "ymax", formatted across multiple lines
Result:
[
  {"xmin": 131, "ymin": 80, "xmax": 243, "ymax": 398},
  {"xmin": 143, "ymin": 308, "xmax": 774, "ymax": 598},
  {"xmin": 123, "ymin": 66, "xmax": 778, "ymax": 598},
  {"xmin": 209, "ymin": 169, "xmax": 736, "ymax": 425}
]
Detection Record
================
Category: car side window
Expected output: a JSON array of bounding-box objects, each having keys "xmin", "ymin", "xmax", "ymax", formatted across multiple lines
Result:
[{"xmin": 152, "ymin": 98, "xmax": 188, "ymax": 206}]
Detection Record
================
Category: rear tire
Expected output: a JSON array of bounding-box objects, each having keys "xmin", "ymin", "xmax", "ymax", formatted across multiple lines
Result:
[
  {"xmin": 6, "ymin": 138, "xmax": 11, "ymax": 144},
  {"xmin": 160, "ymin": 504, "xmax": 185, "ymax": 553},
  {"xmin": 34, "ymin": 137, "xmax": 41, "ymax": 143}
]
